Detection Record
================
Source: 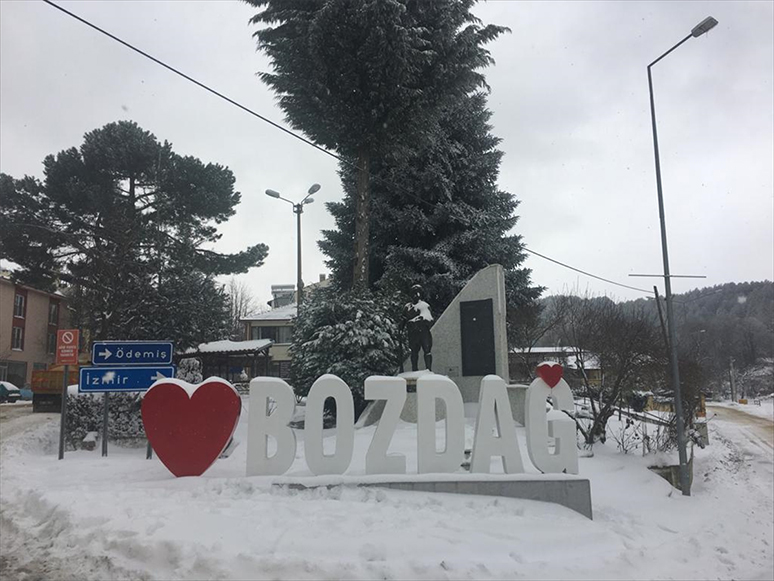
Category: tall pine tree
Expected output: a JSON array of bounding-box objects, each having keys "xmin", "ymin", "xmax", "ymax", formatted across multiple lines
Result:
[
  {"xmin": 0, "ymin": 121, "xmax": 267, "ymax": 348},
  {"xmin": 245, "ymin": 0, "xmax": 506, "ymax": 286},
  {"xmin": 320, "ymin": 92, "xmax": 541, "ymax": 321}
]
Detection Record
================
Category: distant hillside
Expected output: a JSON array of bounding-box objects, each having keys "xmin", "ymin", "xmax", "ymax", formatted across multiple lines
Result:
[{"xmin": 534, "ymin": 281, "xmax": 773, "ymax": 396}]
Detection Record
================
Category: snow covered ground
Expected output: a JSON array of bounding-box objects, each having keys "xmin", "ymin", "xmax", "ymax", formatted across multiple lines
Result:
[
  {"xmin": 710, "ymin": 398, "xmax": 774, "ymax": 422},
  {"xmin": 1, "ymin": 398, "xmax": 772, "ymax": 580}
]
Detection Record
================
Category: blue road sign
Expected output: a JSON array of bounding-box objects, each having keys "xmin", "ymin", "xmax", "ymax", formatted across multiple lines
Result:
[
  {"xmin": 92, "ymin": 342, "xmax": 174, "ymax": 366},
  {"xmin": 79, "ymin": 366, "xmax": 175, "ymax": 393}
]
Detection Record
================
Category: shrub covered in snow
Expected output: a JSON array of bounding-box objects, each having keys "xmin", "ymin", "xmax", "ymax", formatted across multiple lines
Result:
[
  {"xmin": 176, "ymin": 358, "xmax": 203, "ymax": 384},
  {"xmin": 65, "ymin": 393, "xmax": 145, "ymax": 450},
  {"xmin": 290, "ymin": 287, "xmax": 403, "ymax": 417}
]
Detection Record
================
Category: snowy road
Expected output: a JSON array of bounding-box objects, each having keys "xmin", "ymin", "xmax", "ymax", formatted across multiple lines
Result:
[{"xmin": 707, "ymin": 404, "xmax": 773, "ymax": 450}]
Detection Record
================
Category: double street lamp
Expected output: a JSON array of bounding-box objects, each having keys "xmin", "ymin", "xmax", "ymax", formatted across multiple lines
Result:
[
  {"xmin": 265, "ymin": 183, "xmax": 321, "ymax": 307},
  {"xmin": 647, "ymin": 16, "xmax": 718, "ymax": 496}
]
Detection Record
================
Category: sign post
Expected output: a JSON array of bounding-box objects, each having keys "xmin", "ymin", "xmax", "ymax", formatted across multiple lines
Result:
[
  {"xmin": 102, "ymin": 392, "xmax": 110, "ymax": 457},
  {"xmin": 80, "ymin": 341, "xmax": 175, "ymax": 460},
  {"xmin": 56, "ymin": 329, "xmax": 80, "ymax": 460}
]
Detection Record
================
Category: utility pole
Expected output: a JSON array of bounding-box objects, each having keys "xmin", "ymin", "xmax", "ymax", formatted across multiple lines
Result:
[{"xmin": 729, "ymin": 358, "xmax": 737, "ymax": 402}]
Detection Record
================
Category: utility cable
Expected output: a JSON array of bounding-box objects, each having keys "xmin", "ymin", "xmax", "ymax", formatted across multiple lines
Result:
[
  {"xmin": 522, "ymin": 248, "xmax": 652, "ymax": 294},
  {"xmin": 42, "ymin": 0, "xmax": 654, "ymax": 298}
]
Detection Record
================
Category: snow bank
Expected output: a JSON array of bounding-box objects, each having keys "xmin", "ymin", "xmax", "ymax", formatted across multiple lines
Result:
[{"xmin": 1, "ymin": 400, "xmax": 772, "ymax": 580}]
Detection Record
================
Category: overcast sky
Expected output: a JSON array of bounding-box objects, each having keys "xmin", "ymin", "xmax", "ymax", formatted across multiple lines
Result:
[{"xmin": 1, "ymin": 0, "xmax": 772, "ymax": 308}]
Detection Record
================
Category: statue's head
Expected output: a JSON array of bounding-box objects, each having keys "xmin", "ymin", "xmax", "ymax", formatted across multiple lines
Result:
[{"xmin": 411, "ymin": 284, "xmax": 423, "ymax": 301}]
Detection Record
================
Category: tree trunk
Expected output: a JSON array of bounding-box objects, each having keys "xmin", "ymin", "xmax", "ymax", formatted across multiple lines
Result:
[{"xmin": 352, "ymin": 146, "xmax": 370, "ymax": 288}]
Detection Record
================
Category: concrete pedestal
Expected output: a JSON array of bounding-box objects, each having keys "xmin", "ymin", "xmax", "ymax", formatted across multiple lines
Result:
[{"xmin": 275, "ymin": 475, "xmax": 593, "ymax": 519}]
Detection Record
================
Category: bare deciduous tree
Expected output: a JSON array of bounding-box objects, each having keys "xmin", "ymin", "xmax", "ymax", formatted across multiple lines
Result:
[
  {"xmin": 226, "ymin": 278, "xmax": 264, "ymax": 341},
  {"xmin": 552, "ymin": 293, "xmax": 662, "ymax": 447}
]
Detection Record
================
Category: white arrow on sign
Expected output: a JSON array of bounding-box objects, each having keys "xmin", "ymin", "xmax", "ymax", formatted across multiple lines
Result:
[
  {"xmin": 151, "ymin": 372, "xmax": 169, "ymax": 381},
  {"xmin": 99, "ymin": 348, "xmax": 112, "ymax": 359}
]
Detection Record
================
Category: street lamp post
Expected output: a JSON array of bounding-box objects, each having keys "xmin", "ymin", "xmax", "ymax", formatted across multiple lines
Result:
[
  {"xmin": 265, "ymin": 183, "xmax": 321, "ymax": 307},
  {"xmin": 647, "ymin": 16, "xmax": 717, "ymax": 496}
]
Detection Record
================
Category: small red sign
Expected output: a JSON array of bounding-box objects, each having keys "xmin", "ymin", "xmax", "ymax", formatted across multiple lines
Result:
[{"xmin": 56, "ymin": 329, "xmax": 80, "ymax": 366}]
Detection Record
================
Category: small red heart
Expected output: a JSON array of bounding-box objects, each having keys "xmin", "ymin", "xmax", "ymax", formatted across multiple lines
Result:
[
  {"xmin": 141, "ymin": 379, "xmax": 241, "ymax": 477},
  {"xmin": 536, "ymin": 362, "xmax": 563, "ymax": 388}
]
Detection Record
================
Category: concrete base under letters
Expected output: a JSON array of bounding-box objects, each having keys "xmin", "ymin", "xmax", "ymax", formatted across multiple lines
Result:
[{"xmin": 273, "ymin": 475, "xmax": 593, "ymax": 519}]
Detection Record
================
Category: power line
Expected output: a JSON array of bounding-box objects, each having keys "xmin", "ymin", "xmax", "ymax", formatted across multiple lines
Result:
[
  {"xmin": 42, "ymin": 0, "xmax": 654, "ymax": 298},
  {"xmin": 41, "ymin": 0, "xmax": 339, "ymax": 163},
  {"xmin": 522, "ymin": 248, "xmax": 653, "ymax": 295}
]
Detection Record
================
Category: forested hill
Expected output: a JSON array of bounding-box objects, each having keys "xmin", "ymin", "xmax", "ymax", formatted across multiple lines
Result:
[
  {"xmin": 533, "ymin": 281, "xmax": 772, "ymax": 395},
  {"xmin": 632, "ymin": 280, "xmax": 773, "ymax": 394},
  {"xmin": 628, "ymin": 281, "xmax": 773, "ymax": 331}
]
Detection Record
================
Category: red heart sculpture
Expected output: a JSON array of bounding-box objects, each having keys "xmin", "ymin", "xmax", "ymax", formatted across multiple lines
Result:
[
  {"xmin": 536, "ymin": 362, "xmax": 563, "ymax": 388},
  {"xmin": 141, "ymin": 378, "xmax": 241, "ymax": 477}
]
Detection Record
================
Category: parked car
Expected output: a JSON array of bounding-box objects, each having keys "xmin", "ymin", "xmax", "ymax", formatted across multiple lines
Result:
[{"xmin": 0, "ymin": 381, "xmax": 22, "ymax": 403}]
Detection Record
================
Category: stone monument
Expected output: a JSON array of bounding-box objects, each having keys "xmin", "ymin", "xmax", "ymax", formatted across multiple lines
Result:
[{"xmin": 414, "ymin": 264, "xmax": 510, "ymax": 403}]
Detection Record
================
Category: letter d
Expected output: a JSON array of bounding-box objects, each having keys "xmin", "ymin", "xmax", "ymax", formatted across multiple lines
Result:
[{"xmin": 417, "ymin": 375, "xmax": 465, "ymax": 473}]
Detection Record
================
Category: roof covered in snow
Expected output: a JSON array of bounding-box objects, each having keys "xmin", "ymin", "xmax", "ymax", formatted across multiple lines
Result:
[
  {"xmin": 184, "ymin": 339, "xmax": 273, "ymax": 355},
  {"xmin": 242, "ymin": 304, "xmax": 297, "ymax": 322},
  {"xmin": 510, "ymin": 346, "xmax": 600, "ymax": 370}
]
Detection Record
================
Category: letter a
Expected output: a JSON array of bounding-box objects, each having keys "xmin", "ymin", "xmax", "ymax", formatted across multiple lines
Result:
[{"xmin": 470, "ymin": 375, "xmax": 524, "ymax": 474}]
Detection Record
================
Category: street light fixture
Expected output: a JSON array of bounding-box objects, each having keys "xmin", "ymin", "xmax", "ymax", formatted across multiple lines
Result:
[
  {"xmin": 265, "ymin": 183, "xmax": 321, "ymax": 307},
  {"xmin": 647, "ymin": 16, "xmax": 717, "ymax": 496}
]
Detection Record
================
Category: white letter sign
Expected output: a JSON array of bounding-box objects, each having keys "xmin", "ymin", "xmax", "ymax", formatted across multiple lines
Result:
[
  {"xmin": 305, "ymin": 374, "xmax": 355, "ymax": 475},
  {"xmin": 470, "ymin": 375, "xmax": 524, "ymax": 474},
  {"xmin": 246, "ymin": 377, "xmax": 297, "ymax": 476},
  {"xmin": 364, "ymin": 376, "xmax": 407, "ymax": 474},
  {"xmin": 525, "ymin": 363, "xmax": 579, "ymax": 475},
  {"xmin": 417, "ymin": 374, "xmax": 465, "ymax": 473}
]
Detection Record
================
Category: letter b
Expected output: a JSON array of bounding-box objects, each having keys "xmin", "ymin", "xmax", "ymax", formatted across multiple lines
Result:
[{"xmin": 246, "ymin": 377, "xmax": 297, "ymax": 476}]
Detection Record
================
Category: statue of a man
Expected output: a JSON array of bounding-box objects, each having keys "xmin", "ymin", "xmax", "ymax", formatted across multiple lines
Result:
[{"xmin": 402, "ymin": 284, "xmax": 433, "ymax": 372}]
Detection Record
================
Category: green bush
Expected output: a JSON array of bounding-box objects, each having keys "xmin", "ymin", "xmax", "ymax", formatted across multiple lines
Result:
[
  {"xmin": 65, "ymin": 392, "xmax": 145, "ymax": 450},
  {"xmin": 290, "ymin": 287, "xmax": 404, "ymax": 417}
]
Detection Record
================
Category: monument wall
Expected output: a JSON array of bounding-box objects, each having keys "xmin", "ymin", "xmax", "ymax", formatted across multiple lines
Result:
[{"xmin": 411, "ymin": 264, "xmax": 510, "ymax": 402}]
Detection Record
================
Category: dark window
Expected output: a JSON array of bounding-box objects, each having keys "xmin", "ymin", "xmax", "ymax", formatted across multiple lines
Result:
[
  {"xmin": 269, "ymin": 360, "xmax": 291, "ymax": 379},
  {"xmin": 11, "ymin": 327, "xmax": 24, "ymax": 350},
  {"xmin": 13, "ymin": 294, "xmax": 25, "ymax": 318},
  {"xmin": 48, "ymin": 302, "xmax": 59, "ymax": 325},
  {"xmin": 2, "ymin": 360, "xmax": 27, "ymax": 387},
  {"xmin": 276, "ymin": 326, "xmax": 292, "ymax": 344},
  {"xmin": 250, "ymin": 326, "xmax": 292, "ymax": 343},
  {"xmin": 47, "ymin": 332, "xmax": 57, "ymax": 354}
]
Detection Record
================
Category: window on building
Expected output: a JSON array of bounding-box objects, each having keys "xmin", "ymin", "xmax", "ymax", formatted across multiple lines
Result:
[
  {"xmin": 11, "ymin": 327, "xmax": 24, "ymax": 350},
  {"xmin": 277, "ymin": 327, "xmax": 292, "ymax": 344},
  {"xmin": 269, "ymin": 361, "xmax": 292, "ymax": 379},
  {"xmin": 13, "ymin": 294, "xmax": 25, "ymax": 318},
  {"xmin": 48, "ymin": 302, "xmax": 59, "ymax": 325},
  {"xmin": 47, "ymin": 332, "xmax": 57, "ymax": 354},
  {"xmin": 0, "ymin": 360, "xmax": 27, "ymax": 388},
  {"xmin": 250, "ymin": 326, "xmax": 293, "ymax": 344}
]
